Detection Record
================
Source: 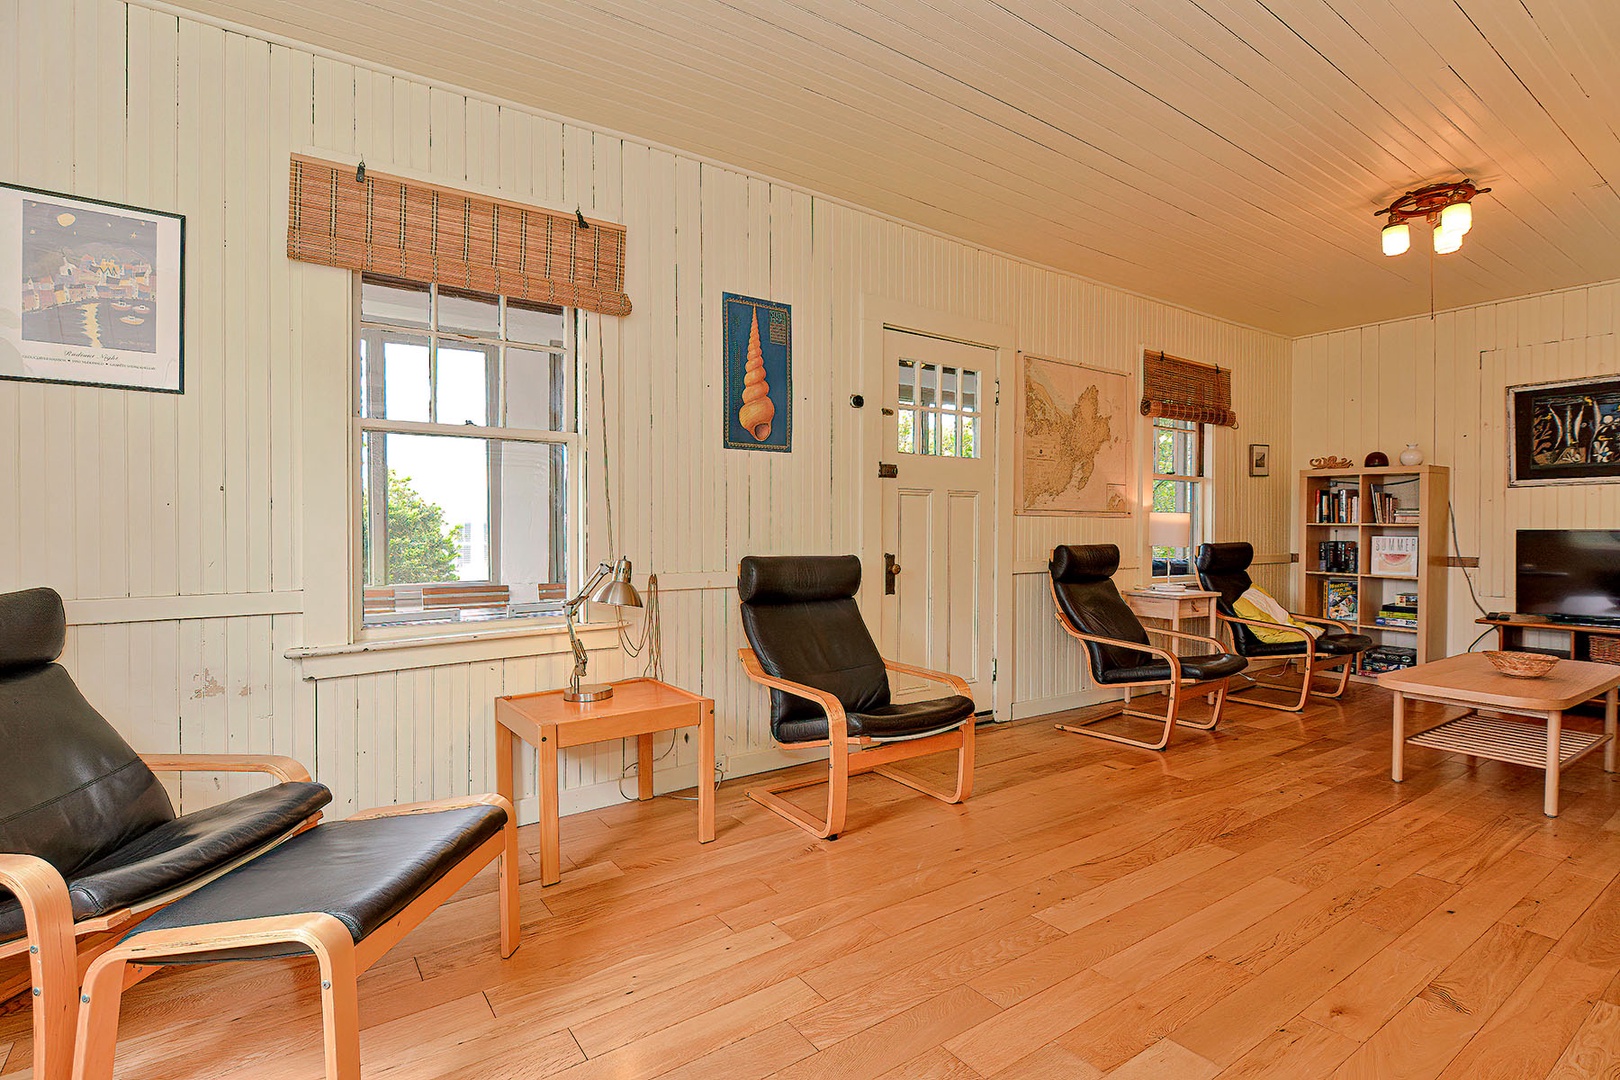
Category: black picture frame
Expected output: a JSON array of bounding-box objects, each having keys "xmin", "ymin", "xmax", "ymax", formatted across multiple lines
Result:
[
  {"xmin": 1508, "ymin": 376, "xmax": 1620, "ymax": 486},
  {"xmin": 0, "ymin": 180, "xmax": 185, "ymax": 394},
  {"xmin": 1248, "ymin": 443, "xmax": 1270, "ymax": 477}
]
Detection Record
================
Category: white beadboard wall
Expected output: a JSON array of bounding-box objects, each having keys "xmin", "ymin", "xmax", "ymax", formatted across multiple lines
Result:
[
  {"xmin": 0, "ymin": 0, "xmax": 1292, "ymax": 819},
  {"xmin": 1292, "ymin": 278, "xmax": 1620, "ymax": 657}
]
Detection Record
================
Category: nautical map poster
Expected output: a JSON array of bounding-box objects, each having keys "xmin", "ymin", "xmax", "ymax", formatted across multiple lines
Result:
[
  {"xmin": 1017, "ymin": 354, "xmax": 1132, "ymax": 515},
  {"xmin": 0, "ymin": 182, "xmax": 184, "ymax": 393}
]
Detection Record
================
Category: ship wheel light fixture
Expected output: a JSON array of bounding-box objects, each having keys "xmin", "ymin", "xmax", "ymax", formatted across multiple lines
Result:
[{"xmin": 1375, "ymin": 179, "xmax": 1489, "ymax": 257}]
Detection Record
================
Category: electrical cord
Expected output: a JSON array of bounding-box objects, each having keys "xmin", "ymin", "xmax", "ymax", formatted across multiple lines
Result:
[{"xmin": 1446, "ymin": 498, "xmax": 1494, "ymax": 653}]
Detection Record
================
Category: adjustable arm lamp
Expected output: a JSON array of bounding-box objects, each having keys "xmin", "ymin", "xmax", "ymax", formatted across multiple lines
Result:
[{"xmin": 563, "ymin": 556, "xmax": 643, "ymax": 702}]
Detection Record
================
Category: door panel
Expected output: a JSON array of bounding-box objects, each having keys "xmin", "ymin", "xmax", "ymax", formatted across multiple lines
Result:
[{"xmin": 879, "ymin": 328, "xmax": 997, "ymax": 709}]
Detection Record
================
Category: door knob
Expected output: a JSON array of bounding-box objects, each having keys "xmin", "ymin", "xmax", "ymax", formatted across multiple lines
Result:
[{"xmin": 884, "ymin": 553, "xmax": 902, "ymax": 595}]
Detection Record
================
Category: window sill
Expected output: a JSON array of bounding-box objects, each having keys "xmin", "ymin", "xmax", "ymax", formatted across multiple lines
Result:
[{"xmin": 285, "ymin": 619, "xmax": 626, "ymax": 681}]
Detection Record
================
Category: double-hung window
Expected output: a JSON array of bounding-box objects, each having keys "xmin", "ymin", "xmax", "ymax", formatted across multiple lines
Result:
[
  {"xmin": 355, "ymin": 274, "xmax": 580, "ymax": 629},
  {"xmin": 1149, "ymin": 417, "xmax": 1208, "ymax": 579}
]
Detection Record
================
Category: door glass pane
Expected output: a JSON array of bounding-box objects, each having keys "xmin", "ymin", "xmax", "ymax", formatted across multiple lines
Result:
[
  {"xmin": 899, "ymin": 357, "xmax": 981, "ymax": 459},
  {"xmin": 437, "ymin": 345, "xmax": 490, "ymax": 426}
]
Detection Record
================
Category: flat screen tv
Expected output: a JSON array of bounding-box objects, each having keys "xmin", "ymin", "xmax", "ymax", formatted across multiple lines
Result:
[{"xmin": 1516, "ymin": 529, "xmax": 1620, "ymax": 625}]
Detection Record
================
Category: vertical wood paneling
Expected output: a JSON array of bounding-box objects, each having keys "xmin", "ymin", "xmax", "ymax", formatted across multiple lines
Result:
[
  {"xmin": 1293, "ymin": 281, "xmax": 1620, "ymax": 657},
  {"xmin": 8, "ymin": 0, "xmax": 1295, "ymax": 817}
]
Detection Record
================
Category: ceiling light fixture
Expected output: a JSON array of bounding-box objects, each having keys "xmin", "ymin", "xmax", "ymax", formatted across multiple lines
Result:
[{"xmin": 1375, "ymin": 179, "xmax": 1489, "ymax": 257}]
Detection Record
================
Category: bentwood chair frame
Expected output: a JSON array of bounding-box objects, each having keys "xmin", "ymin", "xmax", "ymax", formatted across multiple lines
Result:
[
  {"xmin": 737, "ymin": 649, "xmax": 974, "ymax": 840},
  {"xmin": 1048, "ymin": 578, "xmax": 1238, "ymax": 751},
  {"xmin": 1214, "ymin": 610, "xmax": 1360, "ymax": 712},
  {"xmin": 1, "ymin": 754, "xmax": 320, "ymax": 1080}
]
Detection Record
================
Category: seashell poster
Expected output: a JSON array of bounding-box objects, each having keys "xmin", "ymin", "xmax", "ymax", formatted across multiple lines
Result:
[{"xmin": 722, "ymin": 293, "xmax": 792, "ymax": 452}]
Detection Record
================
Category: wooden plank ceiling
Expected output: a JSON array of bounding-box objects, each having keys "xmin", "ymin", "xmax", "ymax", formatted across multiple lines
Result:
[{"xmin": 161, "ymin": 0, "xmax": 1620, "ymax": 336}]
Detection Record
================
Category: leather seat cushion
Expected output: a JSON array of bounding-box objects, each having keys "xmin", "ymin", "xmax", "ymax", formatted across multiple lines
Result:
[
  {"xmin": 1240, "ymin": 631, "xmax": 1375, "ymax": 659},
  {"xmin": 0, "ymin": 781, "xmax": 331, "ymax": 944},
  {"xmin": 1094, "ymin": 652, "xmax": 1249, "ymax": 686},
  {"xmin": 117, "ymin": 804, "xmax": 508, "ymax": 962},
  {"xmin": 774, "ymin": 694, "xmax": 975, "ymax": 745}
]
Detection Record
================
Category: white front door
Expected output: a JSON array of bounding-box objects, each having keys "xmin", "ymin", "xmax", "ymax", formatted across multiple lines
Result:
[{"xmin": 878, "ymin": 328, "xmax": 998, "ymax": 710}]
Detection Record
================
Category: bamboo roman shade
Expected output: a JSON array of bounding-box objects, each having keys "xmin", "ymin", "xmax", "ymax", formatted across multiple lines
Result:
[
  {"xmin": 286, "ymin": 154, "xmax": 631, "ymax": 316},
  {"xmin": 1140, "ymin": 350, "xmax": 1237, "ymax": 427}
]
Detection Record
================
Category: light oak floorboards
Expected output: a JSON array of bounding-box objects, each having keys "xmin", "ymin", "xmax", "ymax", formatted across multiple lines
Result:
[{"xmin": 4, "ymin": 687, "xmax": 1620, "ymax": 1078}]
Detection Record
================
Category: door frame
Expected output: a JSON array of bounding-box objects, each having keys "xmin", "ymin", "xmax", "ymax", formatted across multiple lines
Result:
[{"xmin": 858, "ymin": 294, "xmax": 1016, "ymax": 723}]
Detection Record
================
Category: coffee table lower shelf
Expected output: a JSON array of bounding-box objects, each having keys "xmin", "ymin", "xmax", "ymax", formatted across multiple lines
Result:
[{"xmin": 1406, "ymin": 713, "xmax": 1609, "ymax": 770}]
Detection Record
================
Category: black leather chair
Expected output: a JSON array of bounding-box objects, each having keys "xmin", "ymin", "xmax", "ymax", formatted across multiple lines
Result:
[
  {"xmin": 1048, "ymin": 545, "xmax": 1246, "ymax": 750},
  {"xmin": 0, "ymin": 587, "xmax": 330, "ymax": 1080},
  {"xmin": 736, "ymin": 555, "xmax": 975, "ymax": 840},
  {"xmin": 1197, "ymin": 542, "xmax": 1374, "ymax": 712}
]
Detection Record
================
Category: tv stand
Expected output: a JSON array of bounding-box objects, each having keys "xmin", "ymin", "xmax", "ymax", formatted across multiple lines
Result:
[{"xmin": 1477, "ymin": 615, "xmax": 1620, "ymax": 662}]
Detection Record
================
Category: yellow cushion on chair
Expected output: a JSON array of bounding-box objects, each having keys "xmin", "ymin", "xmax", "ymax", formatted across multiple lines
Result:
[{"xmin": 1233, "ymin": 587, "xmax": 1323, "ymax": 645}]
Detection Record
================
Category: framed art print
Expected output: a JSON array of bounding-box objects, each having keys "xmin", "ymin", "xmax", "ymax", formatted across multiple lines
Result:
[
  {"xmin": 1249, "ymin": 443, "xmax": 1270, "ymax": 477},
  {"xmin": 722, "ymin": 292, "xmax": 791, "ymax": 452},
  {"xmin": 1508, "ymin": 375, "xmax": 1620, "ymax": 486},
  {"xmin": 1016, "ymin": 354, "xmax": 1132, "ymax": 515},
  {"xmin": 0, "ymin": 182, "xmax": 185, "ymax": 393}
]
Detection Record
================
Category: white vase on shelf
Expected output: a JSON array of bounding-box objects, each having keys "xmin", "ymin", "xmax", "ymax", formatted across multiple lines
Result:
[{"xmin": 1399, "ymin": 443, "xmax": 1424, "ymax": 466}]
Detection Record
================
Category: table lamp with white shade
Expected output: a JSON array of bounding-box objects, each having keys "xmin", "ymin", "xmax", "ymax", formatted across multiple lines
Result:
[
  {"xmin": 1149, "ymin": 511, "xmax": 1193, "ymax": 572},
  {"xmin": 563, "ymin": 556, "xmax": 643, "ymax": 702}
]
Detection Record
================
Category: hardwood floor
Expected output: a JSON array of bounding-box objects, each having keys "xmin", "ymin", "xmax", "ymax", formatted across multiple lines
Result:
[{"xmin": 6, "ymin": 684, "xmax": 1620, "ymax": 1078}]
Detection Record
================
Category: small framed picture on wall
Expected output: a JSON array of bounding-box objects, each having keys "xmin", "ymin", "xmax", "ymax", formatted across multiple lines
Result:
[{"xmin": 1249, "ymin": 443, "xmax": 1270, "ymax": 477}]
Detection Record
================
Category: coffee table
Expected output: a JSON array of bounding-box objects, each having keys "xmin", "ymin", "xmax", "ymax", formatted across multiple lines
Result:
[{"xmin": 1381, "ymin": 652, "xmax": 1620, "ymax": 816}]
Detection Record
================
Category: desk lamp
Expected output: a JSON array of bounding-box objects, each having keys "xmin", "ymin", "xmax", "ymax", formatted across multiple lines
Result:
[{"xmin": 563, "ymin": 557, "xmax": 643, "ymax": 702}]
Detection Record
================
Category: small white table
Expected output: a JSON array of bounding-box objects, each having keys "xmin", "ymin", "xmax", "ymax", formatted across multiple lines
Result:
[
  {"xmin": 1122, "ymin": 588, "xmax": 1220, "ymax": 653},
  {"xmin": 1381, "ymin": 653, "xmax": 1620, "ymax": 817}
]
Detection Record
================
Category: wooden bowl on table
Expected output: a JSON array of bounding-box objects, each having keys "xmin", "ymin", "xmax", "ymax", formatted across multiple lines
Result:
[{"xmin": 1484, "ymin": 651, "xmax": 1559, "ymax": 679}]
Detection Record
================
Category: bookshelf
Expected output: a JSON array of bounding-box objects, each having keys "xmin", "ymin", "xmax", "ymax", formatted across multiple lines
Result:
[{"xmin": 1297, "ymin": 464, "xmax": 1449, "ymax": 678}]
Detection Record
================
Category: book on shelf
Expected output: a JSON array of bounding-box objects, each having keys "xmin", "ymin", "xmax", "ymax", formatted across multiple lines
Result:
[
  {"xmin": 1369, "ymin": 535, "xmax": 1419, "ymax": 576},
  {"xmin": 1317, "ymin": 539, "xmax": 1358, "ymax": 574},
  {"xmin": 1375, "ymin": 602, "xmax": 1418, "ymax": 628},
  {"xmin": 1322, "ymin": 580, "xmax": 1357, "ymax": 621},
  {"xmin": 1315, "ymin": 488, "xmax": 1361, "ymax": 524}
]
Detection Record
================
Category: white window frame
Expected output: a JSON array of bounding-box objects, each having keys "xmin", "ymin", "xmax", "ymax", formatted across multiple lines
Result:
[
  {"xmin": 351, "ymin": 274, "xmax": 584, "ymax": 642},
  {"xmin": 1144, "ymin": 415, "xmax": 1213, "ymax": 582}
]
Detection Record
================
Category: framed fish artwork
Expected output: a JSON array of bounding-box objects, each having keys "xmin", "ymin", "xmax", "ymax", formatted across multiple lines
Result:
[
  {"xmin": 1508, "ymin": 375, "xmax": 1620, "ymax": 486},
  {"xmin": 722, "ymin": 292, "xmax": 791, "ymax": 453}
]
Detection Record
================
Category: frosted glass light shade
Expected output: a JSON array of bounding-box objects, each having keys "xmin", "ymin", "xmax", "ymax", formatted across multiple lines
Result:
[
  {"xmin": 1381, "ymin": 221, "xmax": 1411, "ymax": 256},
  {"xmin": 1433, "ymin": 224, "xmax": 1463, "ymax": 254},
  {"xmin": 1440, "ymin": 200, "xmax": 1472, "ymax": 236}
]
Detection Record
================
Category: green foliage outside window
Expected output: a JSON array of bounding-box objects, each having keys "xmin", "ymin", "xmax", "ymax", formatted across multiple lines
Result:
[{"xmin": 361, "ymin": 470, "xmax": 465, "ymax": 585}]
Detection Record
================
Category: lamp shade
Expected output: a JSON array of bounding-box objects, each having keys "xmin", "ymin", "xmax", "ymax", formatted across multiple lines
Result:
[
  {"xmin": 1149, "ymin": 512, "xmax": 1193, "ymax": 550},
  {"xmin": 1381, "ymin": 221, "xmax": 1410, "ymax": 257},
  {"xmin": 1439, "ymin": 200, "xmax": 1472, "ymax": 236},
  {"xmin": 1433, "ymin": 223, "xmax": 1462, "ymax": 255},
  {"xmin": 588, "ymin": 557, "xmax": 643, "ymax": 608}
]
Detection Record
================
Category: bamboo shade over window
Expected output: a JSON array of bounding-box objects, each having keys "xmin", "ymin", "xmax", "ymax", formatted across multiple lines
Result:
[
  {"xmin": 287, "ymin": 154, "xmax": 631, "ymax": 316},
  {"xmin": 1140, "ymin": 350, "xmax": 1237, "ymax": 427}
]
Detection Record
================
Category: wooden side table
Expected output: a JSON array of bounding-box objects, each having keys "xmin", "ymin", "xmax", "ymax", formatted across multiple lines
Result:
[
  {"xmin": 495, "ymin": 677, "xmax": 715, "ymax": 886},
  {"xmin": 1122, "ymin": 588, "xmax": 1221, "ymax": 655}
]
